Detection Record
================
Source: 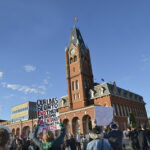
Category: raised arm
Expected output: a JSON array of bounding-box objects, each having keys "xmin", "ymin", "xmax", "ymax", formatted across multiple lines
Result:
[
  {"xmin": 52, "ymin": 123, "xmax": 65, "ymax": 148},
  {"xmin": 33, "ymin": 125, "xmax": 43, "ymax": 150}
]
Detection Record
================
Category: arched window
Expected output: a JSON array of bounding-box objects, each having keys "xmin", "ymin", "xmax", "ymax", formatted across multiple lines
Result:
[
  {"xmin": 77, "ymin": 93, "xmax": 80, "ymax": 99},
  {"xmin": 73, "ymin": 94, "xmax": 76, "ymax": 100},
  {"xmin": 74, "ymin": 56, "xmax": 77, "ymax": 62},
  {"xmin": 76, "ymin": 80, "xmax": 79, "ymax": 89},
  {"xmin": 72, "ymin": 81, "xmax": 75, "ymax": 91},
  {"xmin": 70, "ymin": 58, "xmax": 73, "ymax": 64},
  {"xmin": 120, "ymin": 105, "xmax": 124, "ymax": 116},
  {"xmin": 116, "ymin": 104, "xmax": 120, "ymax": 116},
  {"xmin": 123, "ymin": 105, "xmax": 127, "ymax": 116},
  {"xmin": 112, "ymin": 104, "xmax": 116, "ymax": 116}
]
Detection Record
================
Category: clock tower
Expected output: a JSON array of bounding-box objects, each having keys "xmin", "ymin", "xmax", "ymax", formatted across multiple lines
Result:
[{"xmin": 65, "ymin": 26, "xmax": 94, "ymax": 109}]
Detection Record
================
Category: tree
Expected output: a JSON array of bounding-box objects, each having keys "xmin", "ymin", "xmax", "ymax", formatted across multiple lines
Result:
[{"xmin": 129, "ymin": 112, "xmax": 137, "ymax": 128}]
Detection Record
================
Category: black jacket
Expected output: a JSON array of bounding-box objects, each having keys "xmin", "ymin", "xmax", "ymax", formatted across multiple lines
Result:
[{"xmin": 107, "ymin": 129, "xmax": 123, "ymax": 150}]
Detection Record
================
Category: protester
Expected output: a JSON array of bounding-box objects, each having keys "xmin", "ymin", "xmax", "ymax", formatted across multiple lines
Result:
[
  {"xmin": 33, "ymin": 123, "xmax": 65, "ymax": 150},
  {"xmin": 145, "ymin": 126, "xmax": 150, "ymax": 148},
  {"xmin": 106, "ymin": 122, "xmax": 123, "ymax": 150},
  {"xmin": 140, "ymin": 124, "xmax": 150, "ymax": 150},
  {"xmin": 81, "ymin": 135, "xmax": 88, "ymax": 150},
  {"xmin": 86, "ymin": 126, "xmax": 111, "ymax": 150},
  {"xmin": 137, "ymin": 125, "xmax": 144, "ymax": 150},
  {"xmin": 10, "ymin": 138, "xmax": 23, "ymax": 150},
  {"xmin": 128, "ymin": 127, "xmax": 140, "ymax": 150},
  {"xmin": 0, "ymin": 128, "xmax": 10, "ymax": 150},
  {"xmin": 76, "ymin": 133, "xmax": 81, "ymax": 150},
  {"xmin": 69, "ymin": 134, "xmax": 76, "ymax": 150}
]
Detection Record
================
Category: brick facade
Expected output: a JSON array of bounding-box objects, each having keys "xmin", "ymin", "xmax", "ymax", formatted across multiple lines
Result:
[{"xmin": 1, "ymin": 26, "xmax": 148, "ymax": 137}]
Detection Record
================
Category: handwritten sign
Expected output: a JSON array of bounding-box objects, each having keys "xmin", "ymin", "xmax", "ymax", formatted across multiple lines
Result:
[{"xmin": 37, "ymin": 98, "xmax": 60, "ymax": 130}]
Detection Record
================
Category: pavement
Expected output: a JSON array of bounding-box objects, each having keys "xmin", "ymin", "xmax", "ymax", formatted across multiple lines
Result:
[{"xmin": 123, "ymin": 137, "xmax": 131, "ymax": 150}]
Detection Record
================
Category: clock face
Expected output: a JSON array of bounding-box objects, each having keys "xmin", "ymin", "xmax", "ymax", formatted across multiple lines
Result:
[{"xmin": 70, "ymin": 48, "xmax": 75, "ymax": 55}]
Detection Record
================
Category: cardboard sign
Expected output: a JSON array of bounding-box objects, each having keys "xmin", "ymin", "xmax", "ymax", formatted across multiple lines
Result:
[
  {"xmin": 95, "ymin": 106, "xmax": 113, "ymax": 126},
  {"xmin": 37, "ymin": 98, "xmax": 60, "ymax": 130}
]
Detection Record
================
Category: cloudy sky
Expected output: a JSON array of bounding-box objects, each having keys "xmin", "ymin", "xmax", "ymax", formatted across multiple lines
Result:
[{"xmin": 0, "ymin": 0, "xmax": 150, "ymax": 120}]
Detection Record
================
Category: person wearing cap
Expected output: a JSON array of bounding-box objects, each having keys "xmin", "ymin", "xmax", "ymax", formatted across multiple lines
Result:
[
  {"xmin": 106, "ymin": 122, "xmax": 123, "ymax": 150},
  {"xmin": 86, "ymin": 126, "xmax": 111, "ymax": 150},
  {"xmin": 0, "ymin": 128, "xmax": 10, "ymax": 150}
]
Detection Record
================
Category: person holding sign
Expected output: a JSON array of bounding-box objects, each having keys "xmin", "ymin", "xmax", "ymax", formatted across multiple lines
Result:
[
  {"xmin": 33, "ymin": 122, "xmax": 65, "ymax": 150},
  {"xmin": 86, "ymin": 120, "xmax": 111, "ymax": 150}
]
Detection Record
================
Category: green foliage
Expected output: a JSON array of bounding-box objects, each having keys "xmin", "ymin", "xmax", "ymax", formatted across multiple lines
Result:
[{"xmin": 129, "ymin": 112, "xmax": 137, "ymax": 128}]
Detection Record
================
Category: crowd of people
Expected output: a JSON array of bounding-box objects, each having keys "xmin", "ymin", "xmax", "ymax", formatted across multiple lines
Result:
[{"xmin": 0, "ymin": 122, "xmax": 150, "ymax": 150}]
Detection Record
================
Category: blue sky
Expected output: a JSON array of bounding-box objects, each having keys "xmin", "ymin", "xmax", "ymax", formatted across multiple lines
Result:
[{"xmin": 0, "ymin": 0, "xmax": 150, "ymax": 120}]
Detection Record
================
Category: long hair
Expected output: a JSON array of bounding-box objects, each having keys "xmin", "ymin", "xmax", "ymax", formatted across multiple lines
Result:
[{"xmin": 42, "ymin": 130, "xmax": 54, "ymax": 143}]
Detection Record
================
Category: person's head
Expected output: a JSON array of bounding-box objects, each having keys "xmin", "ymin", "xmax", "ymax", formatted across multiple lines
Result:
[
  {"xmin": 16, "ymin": 138, "xmax": 21, "ymax": 145},
  {"xmin": 141, "ymin": 124, "xmax": 147, "ymax": 130},
  {"xmin": 137, "ymin": 125, "xmax": 142, "ymax": 131},
  {"xmin": 89, "ymin": 126, "xmax": 103, "ymax": 139},
  {"xmin": 0, "ymin": 128, "xmax": 10, "ymax": 149},
  {"xmin": 42, "ymin": 130, "xmax": 54, "ymax": 143},
  {"xmin": 110, "ymin": 122, "xmax": 118, "ymax": 129}
]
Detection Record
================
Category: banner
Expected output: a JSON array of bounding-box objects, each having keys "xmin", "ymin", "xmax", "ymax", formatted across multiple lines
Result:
[
  {"xmin": 37, "ymin": 98, "xmax": 60, "ymax": 130},
  {"xmin": 94, "ymin": 106, "xmax": 113, "ymax": 126}
]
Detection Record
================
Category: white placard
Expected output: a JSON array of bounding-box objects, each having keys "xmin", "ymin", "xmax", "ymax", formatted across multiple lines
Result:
[
  {"xmin": 37, "ymin": 98, "xmax": 60, "ymax": 130},
  {"xmin": 94, "ymin": 106, "xmax": 113, "ymax": 126}
]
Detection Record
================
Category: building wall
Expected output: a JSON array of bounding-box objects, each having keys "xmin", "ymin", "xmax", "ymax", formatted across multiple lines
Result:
[
  {"xmin": 59, "ymin": 105, "xmax": 95, "ymax": 134},
  {"xmin": 11, "ymin": 102, "xmax": 37, "ymax": 122},
  {"xmin": 111, "ymin": 95, "xmax": 148, "ymax": 130},
  {"xmin": 11, "ymin": 102, "xmax": 29, "ymax": 122}
]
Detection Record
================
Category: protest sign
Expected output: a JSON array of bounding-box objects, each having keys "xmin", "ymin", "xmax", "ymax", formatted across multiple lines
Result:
[
  {"xmin": 94, "ymin": 105, "xmax": 113, "ymax": 126},
  {"xmin": 37, "ymin": 98, "xmax": 60, "ymax": 130}
]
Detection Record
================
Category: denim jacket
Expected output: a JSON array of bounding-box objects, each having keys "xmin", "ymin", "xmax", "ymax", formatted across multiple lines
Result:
[{"xmin": 86, "ymin": 138, "xmax": 111, "ymax": 150}]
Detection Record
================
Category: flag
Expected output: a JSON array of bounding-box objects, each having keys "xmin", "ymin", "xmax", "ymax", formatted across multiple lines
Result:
[
  {"xmin": 101, "ymin": 78, "xmax": 104, "ymax": 82},
  {"xmin": 74, "ymin": 16, "xmax": 78, "ymax": 22}
]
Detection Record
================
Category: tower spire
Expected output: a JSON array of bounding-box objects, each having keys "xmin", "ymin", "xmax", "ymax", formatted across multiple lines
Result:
[{"xmin": 69, "ymin": 26, "xmax": 85, "ymax": 48}]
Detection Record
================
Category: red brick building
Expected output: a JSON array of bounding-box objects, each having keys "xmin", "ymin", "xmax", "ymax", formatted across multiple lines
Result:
[
  {"xmin": 1, "ymin": 26, "xmax": 148, "ymax": 137},
  {"xmin": 58, "ymin": 26, "xmax": 148, "ymax": 134}
]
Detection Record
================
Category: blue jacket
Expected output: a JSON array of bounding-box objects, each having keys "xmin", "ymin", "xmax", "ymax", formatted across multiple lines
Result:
[{"xmin": 86, "ymin": 138, "xmax": 111, "ymax": 150}]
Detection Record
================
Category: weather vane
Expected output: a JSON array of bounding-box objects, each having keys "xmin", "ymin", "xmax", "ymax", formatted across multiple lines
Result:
[{"xmin": 74, "ymin": 16, "xmax": 78, "ymax": 23}]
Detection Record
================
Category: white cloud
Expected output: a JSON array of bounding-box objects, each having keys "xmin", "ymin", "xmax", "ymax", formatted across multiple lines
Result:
[
  {"xmin": 0, "ymin": 72, "xmax": 3, "ymax": 79},
  {"xmin": 43, "ymin": 72, "xmax": 51, "ymax": 85},
  {"xmin": 43, "ymin": 79, "xmax": 48, "ymax": 85},
  {"xmin": 2, "ymin": 82, "xmax": 45, "ymax": 94},
  {"xmin": 38, "ymin": 85, "xmax": 46, "ymax": 90},
  {"xmin": 3, "ymin": 94, "xmax": 14, "ymax": 99},
  {"xmin": 24, "ymin": 65, "xmax": 36, "ymax": 72},
  {"xmin": 141, "ymin": 55, "xmax": 149, "ymax": 63},
  {"xmin": 141, "ymin": 57, "xmax": 149, "ymax": 63},
  {"xmin": 140, "ymin": 54, "xmax": 150, "ymax": 71}
]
